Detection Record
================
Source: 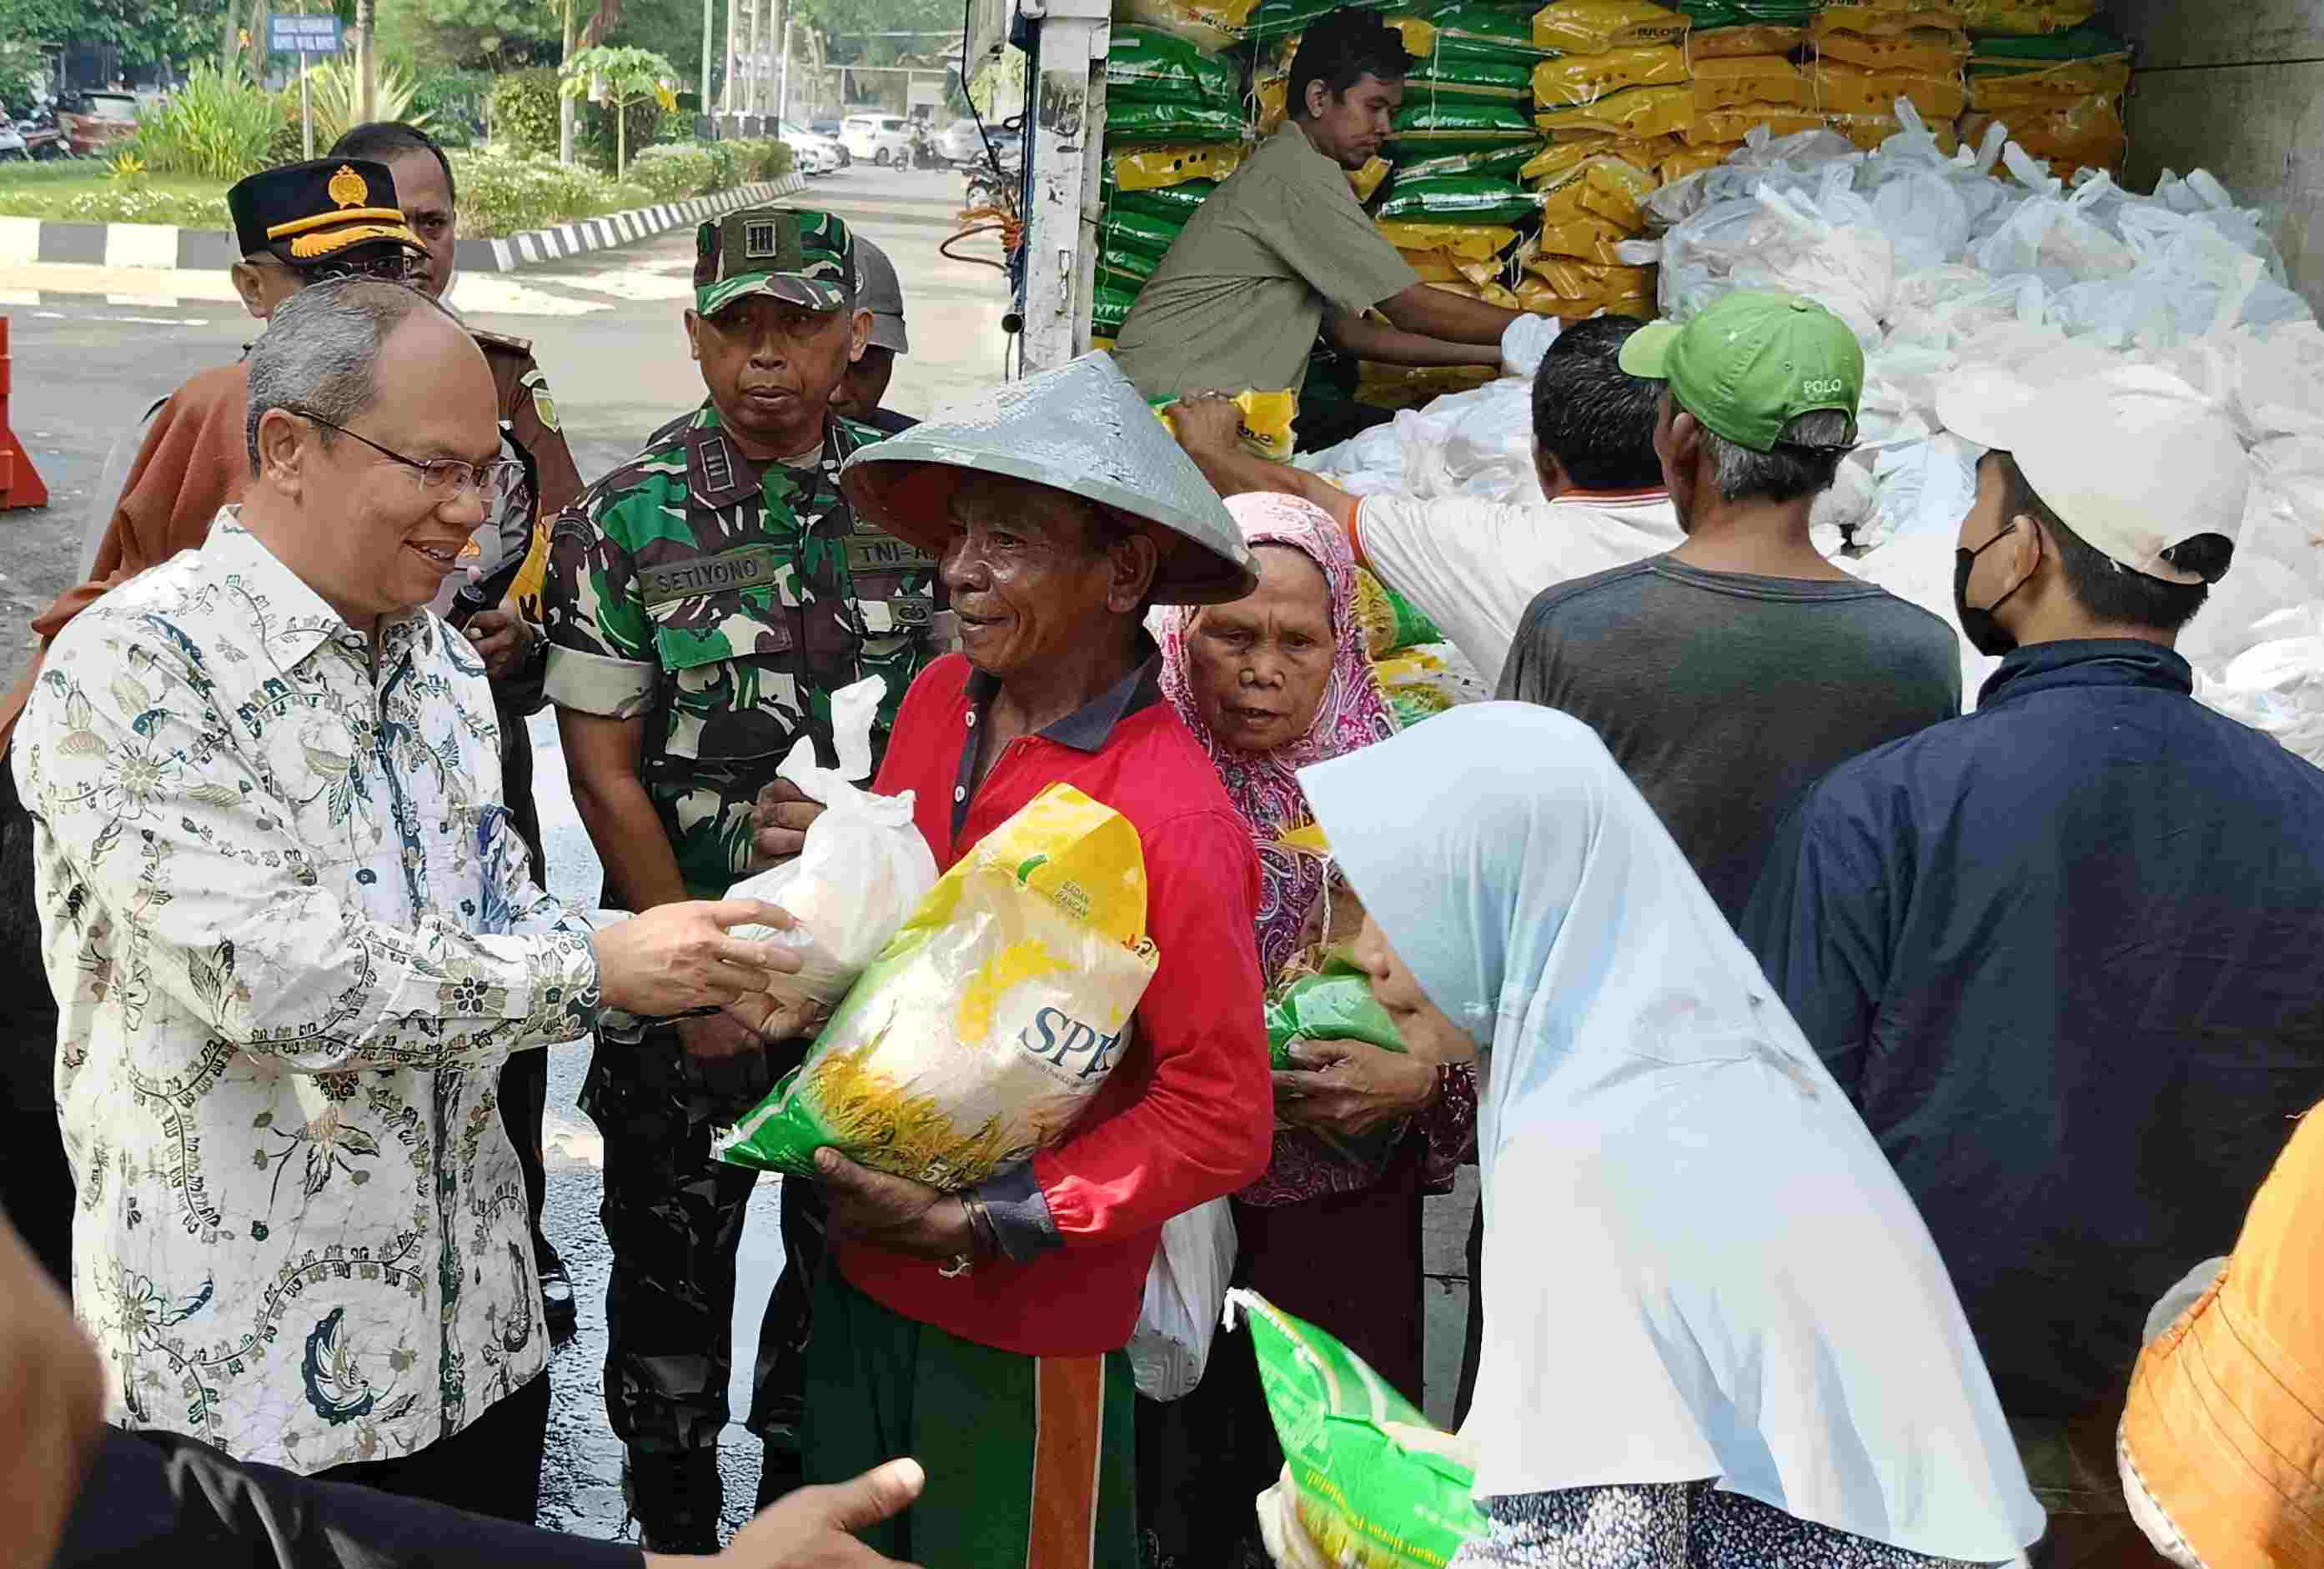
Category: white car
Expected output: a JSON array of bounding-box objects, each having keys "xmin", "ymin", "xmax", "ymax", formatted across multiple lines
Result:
[
  {"xmin": 841, "ymin": 113, "xmax": 914, "ymax": 166},
  {"xmin": 778, "ymin": 119, "xmax": 846, "ymax": 173}
]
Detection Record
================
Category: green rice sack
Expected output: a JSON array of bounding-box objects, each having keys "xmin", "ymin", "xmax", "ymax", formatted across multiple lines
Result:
[
  {"xmin": 1373, "ymin": 173, "xmax": 1537, "ymax": 225},
  {"xmin": 1232, "ymin": 1289, "xmax": 1489, "ymax": 1569},
  {"xmin": 1424, "ymin": 2, "xmax": 1553, "ymax": 59},
  {"xmin": 1264, "ymin": 961, "xmax": 1405, "ymax": 1071},
  {"xmin": 1402, "ymin": 56, "xmax": 1535, "ymax": 101},
  {"xmin": 1105, "ymin": 98, "xmax": 1247, "ymax": 143},
  {"xmin": 1393, "ymin": 139, "xmax": 1548, "ymax": 180},
  {"xmin": 1102, "ymin": 176, "xmax": 1222, "ymax": 224},
  {"xmin": 1100, "ymin": 205, "xmax": 1187, "ymax": 260},
  {"xmin": 1094, "ymin": 283, "xmax": 1142, "ymax": 336},
  {"xmin": 1097, "ymin": 249, "xmax": 1162, "ymax": 292},
  {"xmin": 1107, "ymin": 23, "xmax": 1244, "ymax": 108},
  {"xmin": 1386, "ymin": 100, "xmax": 1538, "ymax": 153}
]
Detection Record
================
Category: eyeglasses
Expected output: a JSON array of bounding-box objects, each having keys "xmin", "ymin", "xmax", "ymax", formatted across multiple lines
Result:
[
  {"xmin": 289, "ymin": 408, "xmax": 525, "ymax": 509},
  {"xmin": 262, "ymin": 250, "xmax": 426, "ymax": 285}
]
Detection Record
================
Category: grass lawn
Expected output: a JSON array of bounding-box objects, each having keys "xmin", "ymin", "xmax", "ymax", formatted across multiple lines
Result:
[{"xmin": 0, "ymin": 156, "xmax": 690, "ymax": 238}]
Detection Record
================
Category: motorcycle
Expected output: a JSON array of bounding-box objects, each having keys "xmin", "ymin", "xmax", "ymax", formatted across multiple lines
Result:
[
  {"xmin": 906, "ymin": 123, "xmax": 947, "ymax": 171},
  {"xmin": 18, "ymin": 102, "xmax": 67, "ymax": 160}
]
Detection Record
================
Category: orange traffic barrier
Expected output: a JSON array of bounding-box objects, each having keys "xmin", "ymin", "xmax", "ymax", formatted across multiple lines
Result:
[{"xmin": 0, "ymin": 317, "xmax": 48, "ymax": 510}]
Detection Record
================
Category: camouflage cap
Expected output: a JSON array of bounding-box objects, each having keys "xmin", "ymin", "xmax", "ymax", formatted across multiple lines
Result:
[{"xmin": 694, "ymin": 207, "xmax": 857, "ymax": 316}]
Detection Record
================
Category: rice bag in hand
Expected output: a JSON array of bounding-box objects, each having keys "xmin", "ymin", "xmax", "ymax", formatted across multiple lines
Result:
[
  {"xmin": 716, "ymin": 783, "xmax": 1161, "ymax": 1188},
  {"xmin": 1233, "ymin": 1290, "xmax": 1488, "ymax": 1569},
  {"xmin": 720, "ymin": 676, "xmax": 938, "ymax": 1024}
]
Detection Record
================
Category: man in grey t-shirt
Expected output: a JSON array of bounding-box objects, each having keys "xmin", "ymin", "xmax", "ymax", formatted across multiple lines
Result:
[{"xmin": 1499, "ymin": 292, "xmax": 1960, "ymax": 920}]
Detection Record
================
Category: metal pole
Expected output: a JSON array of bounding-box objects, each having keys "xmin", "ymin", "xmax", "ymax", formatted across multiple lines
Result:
[
  {"xmin": 776, "ymin": 8, "xmax": 790, "ymax": 128},
  {"xmin": 700, "ymin": 0, "xmax": 714, "ymax": 136},
  {"xmin": 298, "ymin": 0, "xmax": 312, "ymax": 159},
  {"xmin": 722, "ymin": 0, "xmax": 738, "ymax": 126}
]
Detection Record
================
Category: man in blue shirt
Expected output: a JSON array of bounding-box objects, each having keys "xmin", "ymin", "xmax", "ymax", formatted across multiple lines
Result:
[{"xmin": 1744, "ymin": 366, "xmax": 2324, "ymax": 1569}]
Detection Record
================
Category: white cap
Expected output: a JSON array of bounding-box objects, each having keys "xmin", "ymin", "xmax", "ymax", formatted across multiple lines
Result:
[{"xmin": 1934, "ymin": 364, "xmax": 2249, "ymax": 586}]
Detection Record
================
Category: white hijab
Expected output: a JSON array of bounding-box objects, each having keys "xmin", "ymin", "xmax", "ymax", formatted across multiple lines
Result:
[{"xmin": 1299, "ymin": 704, "xmax": 2045, "ymax": 1564}]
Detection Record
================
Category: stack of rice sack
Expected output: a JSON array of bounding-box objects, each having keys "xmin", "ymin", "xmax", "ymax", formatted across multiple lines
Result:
[
  {"xmin": 1675, "ymin": 1, "xmax": 1821, "ymax": 175},
  {"xmin": 1093, "ymin": 23, "xmax": 1249, "ymax": 345},
  {"xmin": 1960, "ymin": 19, "xmax": 2130, "ymax": 180},
  {"xmin": 1810, "ymin": 3, "xmax": 1969, "ymax": 153},
  {"xmin": 1518, "ymin": 1, "xmax": 1690, "ymax": 319}
]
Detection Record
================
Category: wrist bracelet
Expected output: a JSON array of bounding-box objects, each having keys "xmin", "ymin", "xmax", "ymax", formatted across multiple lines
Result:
[{"xmin": 961, "ymin": 1194, "xmax": 1002, "ymax": 1260}]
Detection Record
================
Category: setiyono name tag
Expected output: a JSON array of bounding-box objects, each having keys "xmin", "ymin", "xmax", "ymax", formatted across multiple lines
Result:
[{"xmin": 639, "ymin": 544, "xmax": 783, "ymax": 608}]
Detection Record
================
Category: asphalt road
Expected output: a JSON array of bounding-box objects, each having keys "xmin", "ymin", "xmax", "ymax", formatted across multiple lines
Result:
[{"xmin": 0, "ymin": 159, "xmax": 1476, "ymax": 1545}]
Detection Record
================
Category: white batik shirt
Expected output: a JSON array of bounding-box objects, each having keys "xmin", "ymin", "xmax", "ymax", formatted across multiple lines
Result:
[{"xmin": 11, "ymin": 513, "xmax": 604, "ymax": 1475}]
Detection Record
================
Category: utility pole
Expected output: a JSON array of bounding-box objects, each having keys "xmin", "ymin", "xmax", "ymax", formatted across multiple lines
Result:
[
  {"xmin": 758, "ymin": 0, "xmax": 776, "ymax": 120},
  {"xmin": 558, "ymin": 0, "xmax": 576, "ymax": 163},
  {"xmin": 722, "ymin": 0, "xmax": 738, "ymax": 128}
]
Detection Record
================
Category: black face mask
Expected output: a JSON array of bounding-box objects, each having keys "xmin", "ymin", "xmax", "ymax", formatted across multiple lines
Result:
[{"xmin": 1954, "ymin": 522, "xmax": 2038, "ymax": 658}]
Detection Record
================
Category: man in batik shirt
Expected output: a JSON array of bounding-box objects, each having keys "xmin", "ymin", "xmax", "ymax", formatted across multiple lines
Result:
[{"xmin": 10, "ymin": 280, "xmax": 801, "ymax": 1526}]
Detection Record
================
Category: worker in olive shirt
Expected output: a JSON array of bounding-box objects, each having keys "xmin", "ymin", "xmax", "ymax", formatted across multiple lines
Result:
[
  {"xmin": 1112, "ymin": 8, "xmax": 1524, "ymax": 426},
  {"xmin": 540, "ymin": 208, "xmax": 945, "ymax": 1552}
]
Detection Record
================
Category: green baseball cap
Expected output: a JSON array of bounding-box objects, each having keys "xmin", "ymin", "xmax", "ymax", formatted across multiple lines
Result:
[
  {"xmin": 1618, "ymin": 291, "xmax": 1864, "ymax": 454},
  {"xmin": 693, "ymin": 206, "xmax": 856, "ymax": 316}
]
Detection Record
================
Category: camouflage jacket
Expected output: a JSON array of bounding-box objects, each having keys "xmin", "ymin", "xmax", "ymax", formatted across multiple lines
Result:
[{"xmin": 540, "ymin": 402, "xmax": 942, "ymax": 898}]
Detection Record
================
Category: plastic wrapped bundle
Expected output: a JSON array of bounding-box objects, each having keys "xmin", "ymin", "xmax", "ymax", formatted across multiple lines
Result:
[
  {"xmin": 1374, "ymin": 172, "xmax": 1540, "ymax": 224},
  {"xmin": 1531, "ymin": 0, "xmax": 1691, "ymax": 53},
  {"xmin": 1964, "ymin": 26, "xmax": 2131, "ymax": 178},
  {"xmin": 1389, "ymin": 98, "xmax": 1541, "ymax": 153},
  {"xmin": 1114, "ymin": 0, "xmax": 1261, "ymax": 53}
]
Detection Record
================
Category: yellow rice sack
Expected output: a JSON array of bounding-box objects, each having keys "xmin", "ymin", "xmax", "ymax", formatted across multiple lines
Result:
[
  {"xmin": 1659, "ymin": 140, "xmax": 1736, "ymax": 181},
  {"xmin": 715, "ymin": 783, "xmax": 1161, "ymax": 1188},
  {"xmin": 1111, "ymin": 143, "xmax": 1245, "ymax": 190},
  {"xmin": 1517, "ymin": 257, "xmax": 1654, "ymax": 316},
  {"xmin": 1810, "ymin": 10, "xmax": 1969, "ymax": 75},
  {"xmin": 1967, "ymin": 58, "xmax": 2131, "ymax": 112},
  {"xmin": 1688, "ymin": 23, "xmax": 1803, "ymax": 59},
  {"xmin": 1348, "ymin": 155, "xmax": 1392, "ymax": 201},
  {"xmin": 1961, "ymin": 0, "xmax": 2095, "ymax": 30},
  {"xmin": 1813, "ymin": 58, "xmax": 1968, "ymax": 121},
  {"xmin": 1532, "ymin": 212, "xmax": 1638, "ymax": 263},
  {"xmin": 1426, "ymin": 276, "xmax": 1523, "ymax": 309},
  {"xmin": 1536, "ymin": 153, "xmax": 1658, "ymax": 230},
  {"xmin": 1157, "ymin": 389, "xmax": 1298, "ymax": 462},
  {"xmin": 1398, "ymin": 246, "xmax": 1505, "ymax": 285},
  {"xmin": 1534, "ymin": 83, "xmax": 1694, "ymax": 139},
  {"xmin": 1520, "ymin": 133, "xmax": 1677, "ymax": 183},
  {"xmin": 1690, "ymin": 53, "xmax": 1813, "ymax": 112},
  {"xmin": 1112, "ymin": 0, "xmax": 1259, "ymax": 53},
  {"xmin": 1531, "ymin": 0, "xmax": 1689, "ymax": 53},
  {"xmin": 1960, "ymin": 103, "xmax": 2123, "ymax": 173},
  {"xmin": 1374, "ymin": 219, "xmax": 1520, "ymax": 259},
  {"xmin": 1686, "ymin": 104, "xmax": 1825, "ymax": 146},
  {"xmin": 1824, "ymin": 110, "xmax": 1961, "ymax": 153},
  {"xmin": 1529, "ymin": 45, "xmax": 1690, "ymax": 108}
]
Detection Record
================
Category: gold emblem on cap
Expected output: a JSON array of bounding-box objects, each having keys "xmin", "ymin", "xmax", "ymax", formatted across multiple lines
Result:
[{"xmin": 327, "ymin": 163, "xmax": 369, "ymax": 209}]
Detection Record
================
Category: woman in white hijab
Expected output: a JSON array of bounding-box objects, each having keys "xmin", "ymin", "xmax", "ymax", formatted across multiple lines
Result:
[{"xmin": 1298, "ymin": 704, "xmax": 2045, "ymax": 1568}]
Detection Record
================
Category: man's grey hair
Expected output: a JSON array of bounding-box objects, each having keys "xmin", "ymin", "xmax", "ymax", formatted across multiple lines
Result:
[
  {"xmin": 1706, "ymin": 409, "xmax": 1855, "ymax": 505},
  {"xmin": 243, "ymin": 279, "xmax": 463, "ymax": 472}
]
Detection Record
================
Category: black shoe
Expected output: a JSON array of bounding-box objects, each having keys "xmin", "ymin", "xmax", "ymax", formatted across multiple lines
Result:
[
  {"xmin": 755, "ymin": 1436, "xmax": 806, "ymax": 1511},
  {"xmin": 538, "ymin": 1249, "xmax": 576, "ymax": 1347},
  {"xmin": 624, "ymin": 1447, "xmax": 723, "ymax": 1554}
]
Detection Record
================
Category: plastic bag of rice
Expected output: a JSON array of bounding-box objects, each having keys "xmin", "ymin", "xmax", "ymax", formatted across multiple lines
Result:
[
  {"xmin": 1234, "ymin": 1289, "xmax": 1488, "ymax": 1569},
  {"xmin": 717, "ymin": 783, "xmax": 1160, "ymax": 1188}
]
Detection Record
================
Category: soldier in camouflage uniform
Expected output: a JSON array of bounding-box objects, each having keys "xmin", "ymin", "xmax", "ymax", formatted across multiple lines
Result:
[{"xmin": 540, "ymin": 207, "xmax": 945, "ymax": 1552}]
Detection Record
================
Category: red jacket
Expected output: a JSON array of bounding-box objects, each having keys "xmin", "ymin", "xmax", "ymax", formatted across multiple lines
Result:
[{"xmin": 839, "ymin": 651, "xmax": 1272, "ymax": 1356}]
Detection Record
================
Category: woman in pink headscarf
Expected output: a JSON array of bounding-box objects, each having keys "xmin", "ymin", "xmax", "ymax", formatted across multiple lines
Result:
[{"xmin": 1140, "ymin": 491, "xmax": 1478, "ymax": 1569}]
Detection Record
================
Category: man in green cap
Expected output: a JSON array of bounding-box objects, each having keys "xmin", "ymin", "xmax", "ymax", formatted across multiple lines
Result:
[
  {"xmin": 1498, "ymin": 288, "xmax": 1961, "ymax": 920},
  {"xmin": 540, "ymin": 205, "xmax": 946, "ymax": 1550}
]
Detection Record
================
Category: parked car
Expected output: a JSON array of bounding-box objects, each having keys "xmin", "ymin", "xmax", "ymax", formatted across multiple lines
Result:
[
  {"xmin": 936, "ymin": 118, "xmax": 986, "ymax": 163},
  {"xmin": 810, "ymin": 118, "xmax": 841, "ymax": 138},
  {"xmin": 778, "ymin": 118, "xmax": 846, "ymax": 173},
  {"xmin": 841, "ymin": 113, "xmax": 914, "ymax": 167},
  {"xmin": 60, "ymin": 90, "xmax": 138, "ymax": 157}
]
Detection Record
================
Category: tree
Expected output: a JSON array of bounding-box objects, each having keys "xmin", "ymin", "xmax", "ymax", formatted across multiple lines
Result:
[
  {"xmin": 561, "ymin": 42, "xmax": 673, "ymax": 176},
  {"xmin": 0, "ymin": 0, "xmax": 225, "ymax": 82}
]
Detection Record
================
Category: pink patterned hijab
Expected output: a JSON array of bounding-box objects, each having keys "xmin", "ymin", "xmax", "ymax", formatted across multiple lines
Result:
[{"xmin": 1160, "ymin": 493, "xmax": 1399, "ymax": 979}]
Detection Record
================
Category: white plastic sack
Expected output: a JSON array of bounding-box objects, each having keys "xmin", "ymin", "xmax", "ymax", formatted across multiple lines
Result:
[
  {"xmin": 1127, "ymin": 1197, "xmax": 1237, "ymax": 1402},
  {"xmin": 722, "ymin": 676, "xmax": 938, "ymax": 1017}
]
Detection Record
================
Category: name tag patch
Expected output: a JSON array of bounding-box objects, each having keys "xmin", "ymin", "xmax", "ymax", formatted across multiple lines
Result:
[
  {"xmin": 844, "ymin": 530, "xmax": 938, "ymax": 576},
  {"xmin": 640, "ymin": 544, "xmax": 783, "ymax": 608}
]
